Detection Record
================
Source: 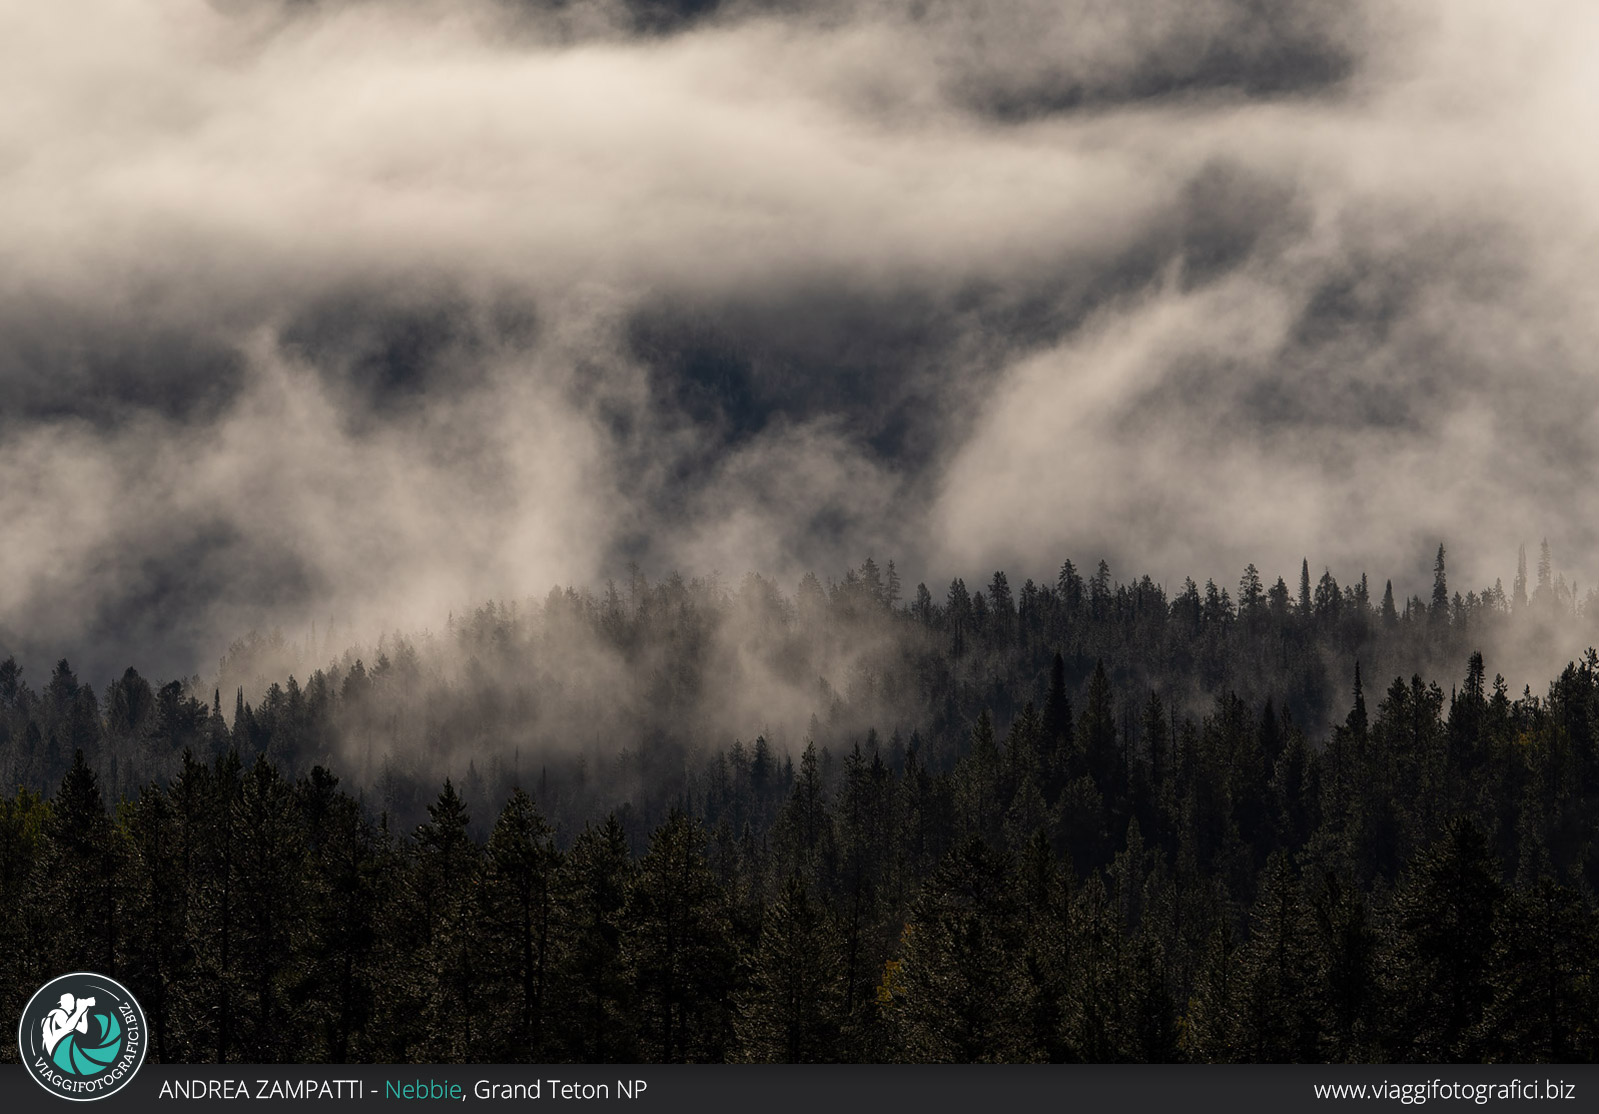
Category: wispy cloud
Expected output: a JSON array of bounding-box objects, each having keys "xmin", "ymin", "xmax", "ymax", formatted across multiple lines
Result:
[{"xmin": 2, "ymin": 0, "xmax": 1596, "ymax": 683}]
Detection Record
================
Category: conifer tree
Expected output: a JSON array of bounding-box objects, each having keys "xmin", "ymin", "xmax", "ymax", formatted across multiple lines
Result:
[
  {"xmin": 0, "ymin": 786, "xmax": 48, "ymax": 1051},
  {"xmin": 481, "ymin": 788, "xmax": 560, "ymax": 1061},
  {"xmin": 1388, "ymin": 818, "xmax": 1502, "ymax": 1061},
  {"xmin": 1233, "ymin": 855, "xmax": 1316, "ymax": 1062},
  {"xmin": 1239, "ymin": 564, "xmax": 1264, "ymax": 616},
  {"xmin": 954, "ymin": 711, "xmax": 1002, "ymax": 846},
  {"xmin": 1080, "ymin": 661, "xmax": 1120, "ymax": 802},
  {"xmin": 772, "ymin": 741, "xmax": 829, "ymax": 879},
  {"xmin": 1481, "ymin": 879, "xmax": 1598, "ymax": 1062},
  {"xmin": 232, "ymin": 756, "xmax": 305, "ymax": 1061},
  {"xmin": 406, "ymin": 781, "xmax": 484, "ymax": 1062},
  {"xmin": 733, "ymin": 874, "xmax": 843, "ymax": 1062},
  {"xmin": 1064, "ymin": 871, "xmax": 1132, "ymax": 1060},
  {"xmin": 294, "ymin": 765, "xmax": 382, "ymax": 1063},
  {"xmin": 1012, "ymin": 829, "xmax": 1073, "ymax": 1061},
  {"xmin": 1042, "ymin": 653, "xmax": 1074, "ymax": 798},
  {"xmin": 35, "ymin": 752, "xmax": 125, "ymax": 978},
  {"xmin": 893, "ymin": 836, "xmax": 1025, "ymax": 1062},
  {"xmin": 1431, "ymin": 544, "xmax": 1450, "ymax": 623},
  {"xmin": 551, "ymin": 817, "xmax": 635, "ymax": 1062},
  {"xmin": 625, "ymin": 809, "xmax": 735, "ymax": 1063},
  {"xmin": 1308, "ymin": 873, "xmax": 1378, "ymax": 1062},
  {"xmin": 1058, "ymin": 561, "xmax": 1084, "ymax": 617},
  {"xmin": 121, "ymin": 782, "xmax": 188, "ymax": 1064},
  {"xmin": 1182, "ymin": 922, "xmax": 1239, "ymax": 1062},
  {"xmin": 1091, "ymin": 561, "xmax": 1112, "ymax": 620},
  {"xmin": 1380, "ymin": 579, "xmax": 1398, "ymax": 625}
]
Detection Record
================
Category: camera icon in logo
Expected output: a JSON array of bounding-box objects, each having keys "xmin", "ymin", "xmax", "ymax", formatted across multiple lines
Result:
[{"xmin": 18, "ymin": 973, "xmax": 147, "ymax": 1101}]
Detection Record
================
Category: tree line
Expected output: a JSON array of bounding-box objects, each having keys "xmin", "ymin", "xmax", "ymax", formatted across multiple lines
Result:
[
  {"xmin": 1, "ymin": 543, "xmax": 1592, "ymax": 836},
  {"xmin": 0, "ymin": 544, "xmax": 1596, "ymax": 1061},
  {"xmin": 0, "ymin": 649, "xmax": 1595, "ymax": 1062}
]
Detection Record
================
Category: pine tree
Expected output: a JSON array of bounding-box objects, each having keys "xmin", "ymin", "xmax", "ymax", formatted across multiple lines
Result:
[
  {"xmin": 893, "ymin": 836, "xmax": 1025, "ymax": 1062},
  {"xmin": 733, "ymin": 874, "xmax": 844, "ymax": 1062},
  {"xmin": 481, "ymin": 789, "xmax": 560, "ymax": 1061},
  {"xmin": 1001, "ymin": 705, "xmax": 1049, "ymax": 849},
  {"xmin": 232, "ymin": 755, "xmax": 305, "ymax": 1061},
  {"xmin": 1308, "ymin": 873, "xmax": 1378, "ymax": 1062},
  {"xmin": 551, "ymin": 817, "xmax": 635, "ymax": 1062},
  {"xmin": 1233, "ymin": 855, "xmax": 1316, "ymax": 1061},
  {"xmin": 1481, "ymin": 879, "xmax": 1598, "ymax": 1061},
  {"xmin": 1012, "ymin": 829, "xmax": 1073, "ymax": 1061},
  {"xmin": 294, "ymin": 765, "xmax": 383, "ymax": 1063},
  {"xmin": 830, "ymin": 744, "xmax": 897, "ymax": 1047},
  {"xmin": 1080, "ymin": 661, "xmax": 1120, "ymax": 803},
  {"xmin": 1064, "ymin": 870, "xmax": 1132, "ymax": 1060},
  {"xmin": 1446, "ymin": 652, "xmax": 1488, "ymax": 779},
  {"xmin": 987, "ymin": 571, "xmax": 1015, "ymax": 645},
  {"xmin": 1388, "ymin": 818, "xmax": 1502, "ymax": 1061},
  {"xmin": 1182, "ymin": 922, "xmax": 1240, "ymax": 1062},
  {"xmin": 35, "ymin": 752, "xmax": 125, "ymax": 977},
  {"xmin": 1058, "ymin": 561, "xmax": 1084, "ymax": 617},
  {"xmin": 0, "ymin": 786, "xmax": 49, "ymax": 1052},
  {"xmin": 1431, "ymin": 544, "xmax": 1449, "ymax": 628},
  {"xmin": 625, "ymin": 809, "xmax": 735, "ymax": 1062},
  {"xmin": 954, "ymin": 711, "xmax": 1002, "ymax": 846},
  {"xmin": 858, "ymin": 557, "xmax": 884, "ymax": 606},
  {"xmin": 1313, "ymin": 569, "xmax": 1342, "ymax": 623},
  {"xmin": 1239, "ymin": 564, "xmax": 1264, "ymax": 616},
  {"xmin": 120, "ymin": 783, "xmax": 186, "ymax": 1064},
  {"xmin": 1090, "ymin": 561, "xmax": 1112, "ymax": 620},
  {"xmin": 406, "ymin": 780, "xmax": 484, "ymax": 1062},
  {"xmin": 1042, "ymin": 653, "xmax": 1074, "ymax": 799},
  {"xmin": 772, "ymin": 741, "xmax": 829, "ymax": 879},
  {"xmin": 946, "ymin": 579, "xmax": 971, "ymax": 658}
]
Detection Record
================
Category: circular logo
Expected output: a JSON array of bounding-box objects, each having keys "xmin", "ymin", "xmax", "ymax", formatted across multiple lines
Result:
[{"xmin": 17, "ymin": 973, "xmax": 147, "ymax": 1102}]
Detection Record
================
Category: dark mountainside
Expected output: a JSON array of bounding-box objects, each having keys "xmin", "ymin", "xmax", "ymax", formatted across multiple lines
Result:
[
  {"xmin": 6, "ymin": 0, "xmax": 1599, "ymax": 1072},
  {"xmin": 1, "ymin": 545, "xmax": 1597, "ymax": 1063}
]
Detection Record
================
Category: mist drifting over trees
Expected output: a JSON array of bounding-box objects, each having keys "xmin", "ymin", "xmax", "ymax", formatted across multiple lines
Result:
[
  {"xmin": 3, "ymin": 547, "xmax": 1599, "ymax": 1063},
  {"xmin": 5, "ymin": 0, "xmax": 1599, "ymax": 1068},
  {"xmin": 6, "ymin": 0, "xmax": 1599, "ymax": 684},
  {"xmin": 3, "ymin": 542, "xmax": 1595, "ymax": 816}
]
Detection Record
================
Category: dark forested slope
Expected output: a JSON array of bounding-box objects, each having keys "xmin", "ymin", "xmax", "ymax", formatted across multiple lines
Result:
[{"xmin": 1, "ymin": 546, "xmax": 1597, "ymax": 1062}]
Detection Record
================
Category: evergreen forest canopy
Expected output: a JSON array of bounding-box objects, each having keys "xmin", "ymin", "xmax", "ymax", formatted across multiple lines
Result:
[{"xmin": 0, "ymin": 541, "xmax": 1597, "ymax": 1063}]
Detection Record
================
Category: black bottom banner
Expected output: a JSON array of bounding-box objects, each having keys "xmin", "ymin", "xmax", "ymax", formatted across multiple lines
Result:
[{"xmin": 2, "ymin": 1064, "xmax": 1593, "ymax": 1114}]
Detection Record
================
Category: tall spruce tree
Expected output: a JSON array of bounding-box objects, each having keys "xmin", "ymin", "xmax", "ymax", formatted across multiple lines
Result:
[
  {"xmin": 733, "ymin": 874, "xmax": 844, "ymax": 1062},
  {"xmin": 481, "ymin": 788, "xmax": 560, "ymax": 1061},
  {"xmin": 625, "ymin": 809, "xmax": 735, "ymax": 1063},
  {"xmin": 892, "ymin": 836, "xmax": 1026, "ymax": 1062},
  {"xmin": 551, "ymin": 816, "xmax": 635, "ymax": 1062},
  {"xmin": 1388, "ymin": 818, "xmax": 1502, "ymax": 1061}
]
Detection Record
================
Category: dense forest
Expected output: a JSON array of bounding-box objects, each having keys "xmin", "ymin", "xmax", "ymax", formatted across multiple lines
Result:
[{"xmin": 1, "ymin": 544, "xmax": 1597, "ymax": 1062}]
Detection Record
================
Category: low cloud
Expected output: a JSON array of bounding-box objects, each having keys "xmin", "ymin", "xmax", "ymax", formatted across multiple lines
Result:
[{"xmin": 2, "ymin": 0, "xmax": 1597, "ymax": 694}]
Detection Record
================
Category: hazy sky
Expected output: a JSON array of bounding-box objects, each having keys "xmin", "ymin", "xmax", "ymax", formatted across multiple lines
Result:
[{"xmin": 4, "ymin": 0, "xmax": 1598, "ymax": 682}]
